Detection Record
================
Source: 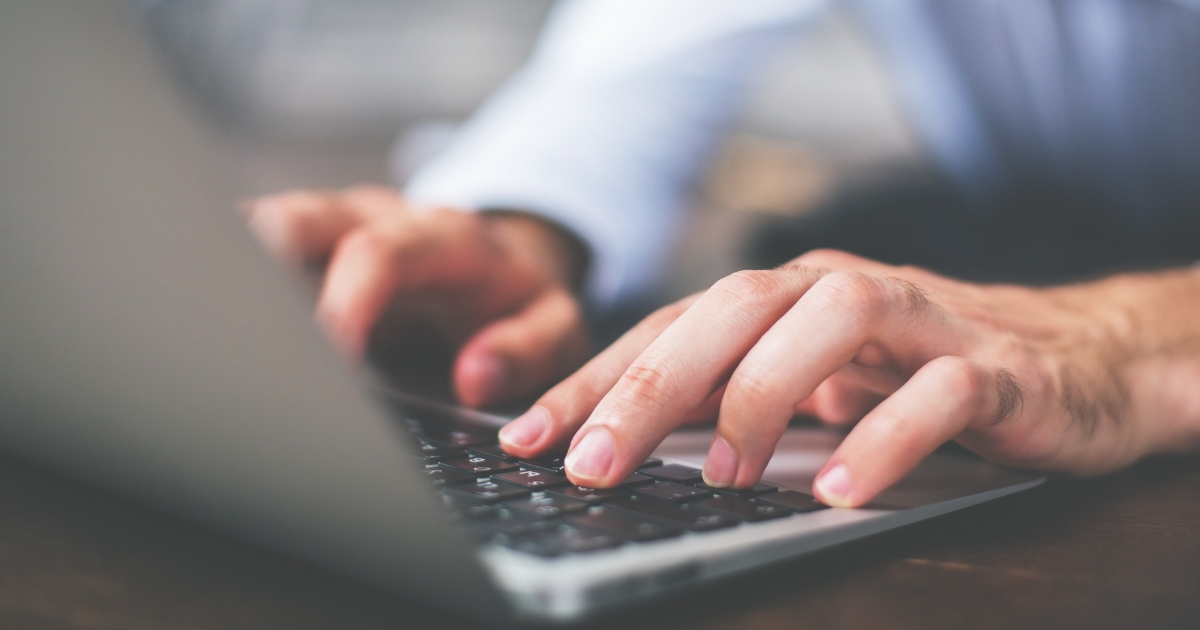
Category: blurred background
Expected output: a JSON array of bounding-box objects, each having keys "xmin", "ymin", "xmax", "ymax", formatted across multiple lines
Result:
[{"xmin": 135, "ymin": 0, "xmax": 929, "ymax": 301}]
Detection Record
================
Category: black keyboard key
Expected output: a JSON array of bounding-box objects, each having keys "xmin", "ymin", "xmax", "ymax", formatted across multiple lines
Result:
[
  {"xmin": 467, "ymin": 443, "xmax": 519, "ymax": 462},
  {"xmin": 441, "ymin": 455, "xmax": 520, "ymax": 477},
  {"xmin": 459, "ymin": 509, "xmax": 552, "ymax": 542},
  {"xmin": 503, "ymin": 522, "xmax": 624, "ymax": 557},
  {"xmin": 442, "ymin": 478, "xmax": 532, "ymax": 504},
  {"xmin": 519, "ymin": 456, "xmax": 567, "ymax": 474},
  {"xmin": 545, "ymin": 485, "xmax": 634, "ymax": 505},
  {"xmin": 755, "ymin": 490, "xmax": 828, "ymax": 513},
  {"xmin": 614, "ymin": 472, "xmax": 655, "ymax": 488},
  {"xmin": 421, "ymin": 466, "xmax": 476, "ymax": 487},
  {"xmin": 639, "ymin": 457, "xmax": 664, "ymax": 469},
  {"xmin": 502, "ymin": 494, "xmax": 589, "ymax": 519},
  {"xmin": 425, "ymin": 426, "xmax": 494, "ymax": 447},
  {"xmin": 492, "ymin": 469, "xmax": 571, "ymax": 489},
  {"xmin": 694, "ymin": 481, "xmax": 778, "ymax": 498},
  {"xmin": 399, "ymin": 416, "xmax": 426, "ymax": 435},
  {"xmin": 409, "ymin": 440, "xmax": 467, "ymax": 465},
  {"xmin": 607, "ymin": 497, "xmax": 740, "ymax": 532},
  {"xmin": 567, "ymin": 507, "xmax": 683, "ymax": 542},
  {"xmin": 691, "ymin": 494, "xmax": 791, "ymax": 522},
  {"xmin": 640, "ymin": 464, "xmax": 704, "ymax": 484},
  {"xmin": 632, "ymin": 481, "xmax": 712, "ymax": 503}
]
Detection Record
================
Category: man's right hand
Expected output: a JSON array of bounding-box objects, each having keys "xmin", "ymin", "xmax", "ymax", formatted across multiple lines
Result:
[{"xmin": 244, "ymin": 185, "xmax": 591, "ymax": 408}]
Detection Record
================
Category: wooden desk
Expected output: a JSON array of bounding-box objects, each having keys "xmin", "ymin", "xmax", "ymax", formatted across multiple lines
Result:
[{"xmin": 0, "ymin": 452, "xmax": 1197, "ymax": 629}]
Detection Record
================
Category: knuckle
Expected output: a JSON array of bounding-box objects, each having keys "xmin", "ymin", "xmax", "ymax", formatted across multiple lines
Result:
[
  {"xmin": 813, "ymin": 271, "xmax": 888, "ymax": 321},
  {"xmin": 711, "ymin": 269, "xmax": 787, "ymax": 306},
  {"xmin": 618, "ymin": 361, "xmax": 676, "ymax": 406},
  {"xmin": 338, "ymin": 227, "xmax": 400, "ymax": 261},
  {"xmin": 928, "ymin": 356, "xmax": 990, "ymax": 412}
]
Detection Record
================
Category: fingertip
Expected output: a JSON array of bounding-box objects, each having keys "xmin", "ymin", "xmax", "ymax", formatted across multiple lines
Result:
[
  {"xmin": 813, "ymin": 463, "xmax": 855, "ymax": 507},
  {"xmin": 701, "ymin": 435, "xmax": 738, "ymax": 487},
  {"xmin": 564, "ymin": 427, "xmax": 616, "ymax": 486},
  {"xmin": 315, "ymin": 302, "xmax": 367, "ymax": 361},
  {"xmin": 498, "ymin": 405, "xmax": 551, "ymax": 456},
  {"xmin": 454, "ymin": 351, "xmax": 512, "ymax": 408}
]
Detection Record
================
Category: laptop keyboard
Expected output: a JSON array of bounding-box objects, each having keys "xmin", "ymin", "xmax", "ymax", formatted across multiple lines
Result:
[{"xmin": 398, "ymin": 402, "xmax": 829, "ymax": 558}]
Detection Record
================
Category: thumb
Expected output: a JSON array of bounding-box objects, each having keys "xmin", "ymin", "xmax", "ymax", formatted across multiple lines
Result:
[{"xmin": 453, "ymin": 289, "xmax": 590, "ymax": 408}]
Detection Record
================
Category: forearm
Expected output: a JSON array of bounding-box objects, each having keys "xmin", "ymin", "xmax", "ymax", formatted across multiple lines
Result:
[{"xmin": 405, "ymin": 0, "xmax": 823, "ymax": 309}]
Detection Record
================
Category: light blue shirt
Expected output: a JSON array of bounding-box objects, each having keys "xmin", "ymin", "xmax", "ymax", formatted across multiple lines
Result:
[{"xmin": 407, "ymin": 0, "xmax": 1200, "ymax": 308}]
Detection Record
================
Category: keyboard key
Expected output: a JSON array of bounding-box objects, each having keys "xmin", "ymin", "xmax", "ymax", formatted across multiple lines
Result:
[
  {"xmin": 691, "ymin": 494, "xmax": 791, "ymax": 522},
  {"xmin": 694, "ymin": 481, "xmax": 778, "ymax": 498},
  {"xmin": 503, "ymin": 522, "xmax": 624, "ymax": 557},
  {"xmin": 640, "ymin": 464, "xmax": 704, "ymax": 484},
  {"xmin": 442, "ymin": 478, "xmax": 531, "ymax": 504},
  {"xmin": 639, "ymin": 457, "xmax": 664, "ymax": 469},
  {"xmin": 545, "ymin": 485, "xmax": 634, "ymax": 505},
  {"xmin": 518, "ymin": 456, "xmax": 567, "ymax": 474},
  {"xmin": 409, "ymin": 440, "xmax": 467, "ymax": 465},
  {"xmin": 607, "ymin": 497, "xmax": 740, "ymax": 532},
  {"xmin": 614, "ymin": 472, "xmax": 655, "ymax": 488},
  {"xmin": 467, "ymin": 443, "xmax": 519, "ymax": 462},
  {"xmin": 441, "ymin": 455, "xmax": 520, "ymax": 477},
  {"xmin": 421, "ymin": 466, "xmax": 476, "ymax": 487},
  {"xmin": 459, "ymin": 509, "xmax": 553, "ymax": 542},
  {"xmin": 502, "ymin": 494, "xmax": 589, "ymax": 519},
  {"xmin": 755, "ymin": 490, "xmax": 828, "ymax": 513},
  {"xmin": 632, "ymin": 481, "xmax": 712, "ymax": 503},
  {"xmin": 567, "ymin": 507, "xmax": 683, "ymax": 542},
  {"xmin": 492, "ymin": 469, "xmax": 571, "ymax": 489},
  {"xmin": 424, "ymin": 426, "xmax": 494, "ymax": 447}
]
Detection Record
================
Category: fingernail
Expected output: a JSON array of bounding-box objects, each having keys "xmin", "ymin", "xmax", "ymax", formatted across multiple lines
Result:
[
  {"xmin": 499, "ymin": 406, "xmax": 549, "ymax": 449},
  {"xmin": 702, "ymin": 435, "xmax": 738, "ymax": 487},
  {"xmin": 564, "ymin": 429, "xmax": 615, "ymax": 481},
  {"xmin": 814, "ymin": 464, "xmax": 852, "ymax": 507}
]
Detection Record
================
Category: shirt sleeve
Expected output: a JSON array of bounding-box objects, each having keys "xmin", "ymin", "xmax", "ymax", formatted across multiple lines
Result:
[{"xmin": 403, "ymin": 0, "xmax": 825, "ymax": 310}]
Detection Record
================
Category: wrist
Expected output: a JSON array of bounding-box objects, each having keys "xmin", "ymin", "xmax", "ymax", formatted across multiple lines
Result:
[
  {"xmin": 1067, "ymin": 269, "xmax": 1200, "ymax": 454},
  {"xmin": 482, "ymin": 210, "xmax": 591, "ymax": 293}
]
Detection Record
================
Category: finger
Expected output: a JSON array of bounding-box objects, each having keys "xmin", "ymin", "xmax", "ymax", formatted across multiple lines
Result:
[
  {"xmin": 453, "ymin": 289, "xmax": 590, "ymax": 408},
  {"xmin": 805, "ymin": 375, "xmax": 888, "ymax": 427},
  {"xmin": 706, "ymin": 271, "xmax": 955, "ymax": 488},
  {"xmin": 316, "ymin": 219, "xmax": 453, "ymax": 357},
  {"xmin": 245, "ymin": 191, "xmax": 360, "ymax": 264},
  {"xmin": 498, "ymin": 295, "xmax": 699, "ymax": 458},
  {"xmin": 811, "ymin": 356, "xmax": 1009, "ymax": 507},
  {"xmin": 337, "ymin": 185, "xmax": 407, "ymax": 221},
  {"xmin": 563, "ymin": 267, "xmax": 830, "ymax": 488},
  {"xmin": 681, "ymin": 383, "xmax": 726, "ymax": 425},
  {"xmin": 804, "ymin": 364, "xmax": 902, "ymax": 425}
]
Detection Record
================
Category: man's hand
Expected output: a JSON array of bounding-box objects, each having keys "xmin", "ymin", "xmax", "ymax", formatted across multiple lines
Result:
[
  {"xmin": 244, "ymin": 186, "xmax": 590, "ymax": 407},
  {"xmin": 498, "ymin": 249, "xmax": 1200, "ymax": 507}
]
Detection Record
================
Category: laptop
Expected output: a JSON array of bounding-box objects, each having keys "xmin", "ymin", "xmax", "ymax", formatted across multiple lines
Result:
[{"xmin": 0, "ymin": 2, "xmax": 1042, "ymax": 623}]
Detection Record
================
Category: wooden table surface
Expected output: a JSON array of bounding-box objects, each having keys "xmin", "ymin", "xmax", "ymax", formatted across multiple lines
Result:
[{"xmin": 0, "ymin": 450, "xmax": 1197, "ymax": 630}]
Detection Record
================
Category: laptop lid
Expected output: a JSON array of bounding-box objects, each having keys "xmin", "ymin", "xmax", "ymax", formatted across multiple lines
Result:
[{"xmin": 0, "ymin": 0, "xmax": 507, "ymax": 616}]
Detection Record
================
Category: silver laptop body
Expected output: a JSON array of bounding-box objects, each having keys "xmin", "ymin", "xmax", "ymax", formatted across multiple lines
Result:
[{"xmin": 0, "ymin": 2, "xmax": 1042, "ymax": 622}]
